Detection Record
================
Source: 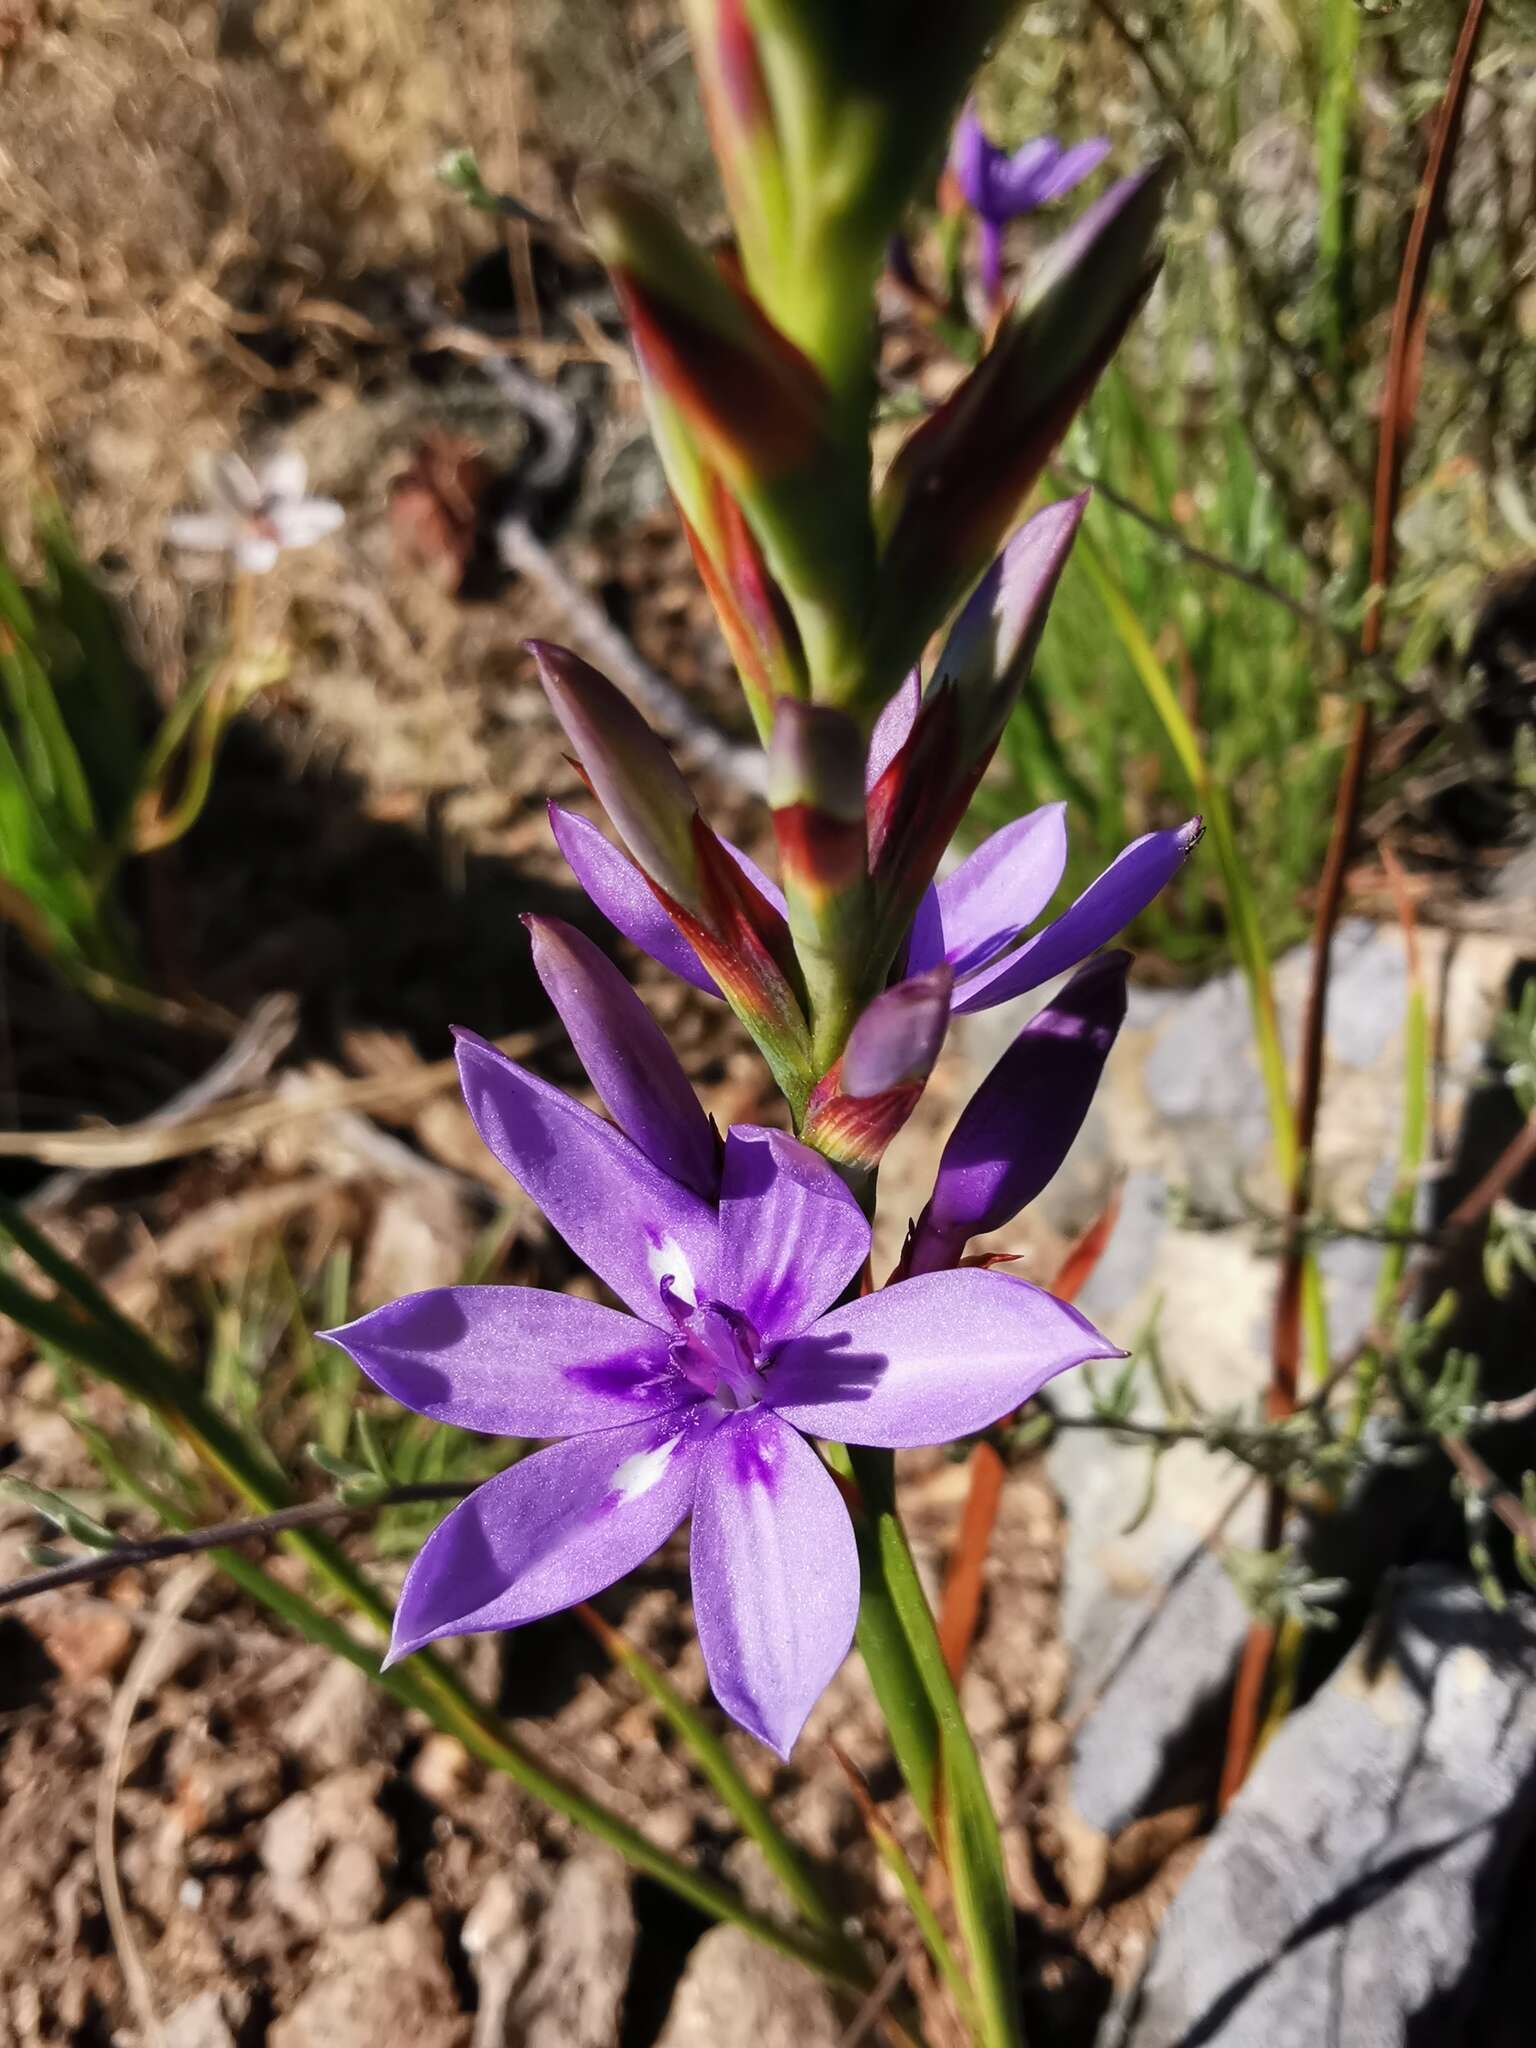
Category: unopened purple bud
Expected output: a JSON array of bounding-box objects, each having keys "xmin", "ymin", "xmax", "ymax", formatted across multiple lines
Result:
[
  {"xmin": 908, "ymin": 950, "xmax": 1129, "ymax": 1272},
  {"xmin": 529, "ymin": 641, "xmax": 702, "ymax": 909},
  {"xmin": 524, "ymin": 916, "xmax": 719, "ymax": 1198},
  {"xmin": 842, "ymin": 966, "xmax": 953, "ymax": 1098},
  {"xmin": 934, "ymin": 493, "xmax": 1088, "ymax": 761}
]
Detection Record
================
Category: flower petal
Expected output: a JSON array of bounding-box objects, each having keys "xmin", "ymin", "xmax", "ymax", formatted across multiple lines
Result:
[
  {"xmin": 985, "ymin": 134, "xmax": 1059, "ymax": 216},
  {"xmin": 232, "ymin": 535, "xmax": 281, "ymax": 575},
  {"xmin": 454, "ymin": 1028, "xmax": 718, "ymax": 1322},
  {"xmin": 165, "ymin": 513, "xmax": 239, "ymax": 554},
  {"xmin": 903, "ymin": 883, "xmax": 946, "ymax": 975},
  {"xmin": 1031, "ymin": 137, "xmax": 1112, "ymax": 206},
  {"xmin": 690, "ymin": 1412, "xmax": 858, "ymax": 1757},
  {"xmin": 387, "ymin": 1412, "xmax": 714, "ymax": 1662},
  {"xmin": 952, "ymin": 819, "xmax": 1201, "ymax": 1014},
  {"xmin": 948, "ymin": 101, "xmax": 993, "ymax": 212},
  {"xmin": 257, "ymin": 450, "xmax": 308, "ymax": 502},
  {"xmin": 768, "ymin": 1269, "xmax": 1119, "ymax": 1447},
  {"xmin": 549, "ymin": 803, "xmax": 719, "ymax": 996},
  {"xmin": 268, "ymin": 497, "xmax": 344, "ymax": 548},
  {"xmin": 717, "ymin": 1127, "xmax": 870, "ymax": 1341},
  {"xmin": 934, "ymin": 804, "xmax": 1069, "ymax": 979},
  {"xmin": 205, "ymin": 452, "xmax": 262, "ymax": 516},
  {"xmin": 525, "ymin": 916, "xmax": 719, "ymax": 1197},
  {"xmin": 866, "ymin": 671, "xmax": 921, "ymax": 792},
  {"xmin": 908, "ymin": 952, "xmax": 1128, "ymax": 1273},
  {"xmin": 321, "ymin": 1286, "xmax": 686, "ymax": 1437}
]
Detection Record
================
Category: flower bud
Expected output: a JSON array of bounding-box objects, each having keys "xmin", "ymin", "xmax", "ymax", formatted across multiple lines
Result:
[
  {"xmin": 529, "ymin": 641, "xmax": 702, "ymax": 909},
  {"xmin": 907, "ymin": 951, "xmax": 1130, "ymax": 1273},
  {"xmin": 524, "ymin": 916, "xmax": 719, "ymax": 1197}
]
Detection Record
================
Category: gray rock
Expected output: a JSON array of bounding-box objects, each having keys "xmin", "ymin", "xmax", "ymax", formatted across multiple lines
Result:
[
  {"xmin": 269, "ymin": 1899, "xmax": 464, "ymax": 2048},
  {"xmin": 163, "ymin": 1991, "xmax": 243, "ymax": 2048},
  {"xmin": 1030, "ymin": 924, "xmax": 1520, "ymax": 1834},
  {"xmin": 655, "ymin": 1924, "xmax": 843, "ymax": 2048},
  {"xmin": 467, "ymin": 1850, "xmax": 635, "ymax": 2048},
  {"xmin": 1116, "ymin": 1569, "xmax": 1536, "ymax": 2048}
]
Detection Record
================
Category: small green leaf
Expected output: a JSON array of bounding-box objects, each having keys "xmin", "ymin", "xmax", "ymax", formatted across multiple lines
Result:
[{"xmin": 0, "ymin": 1476, "xmax": 118, "ymax": 1549}]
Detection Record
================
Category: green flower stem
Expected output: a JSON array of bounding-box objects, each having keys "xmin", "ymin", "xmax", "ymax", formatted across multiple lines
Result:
[
  {"xmin": 829, "ymin": 1443, "xmax": 940, "ymax": 1828},
  {"xmin": 0, "ymin": 1206, "xmax": 870, "ymax": 2001},
  {"xmin": 836, "ymin": 1747, "xmax": 982, "ymax": 2037},
  {"xmin": 831, "ymin": 1443, "xmax": 1024, "ymax": 2048}
]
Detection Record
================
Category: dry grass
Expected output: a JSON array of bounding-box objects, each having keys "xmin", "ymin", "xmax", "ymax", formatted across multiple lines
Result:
[{"xmin": 0, "ymin": 0, "xmax": 709, "ymax": 675}]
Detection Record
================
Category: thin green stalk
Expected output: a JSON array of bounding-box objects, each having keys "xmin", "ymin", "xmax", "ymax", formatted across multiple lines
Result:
[
  {"xmin": 834, "ymin": 1444, "xmax": 1023, "ymax": 2048},
  {"xmin": 1347, "ymin": 971, "xmax": 1430, "ymax": 1441},
  {"xmin": 1072, "ymin": 520, "xmax": 1331, "ymax": 1382},
  {"xmin": 833, "ymin": 1446, "xmax": 941, "ymax": 1827},
  {"xmin": 575, "ymin": 1602, "xmax": 861, "ymax": 1963},
  {"xmin": 834, "ymin": 1748, "xmax": 980, "ymax": 2037},
  {"xmin": 0, "ymin": 1216, "xmax": 871, "ymax": 1999}
]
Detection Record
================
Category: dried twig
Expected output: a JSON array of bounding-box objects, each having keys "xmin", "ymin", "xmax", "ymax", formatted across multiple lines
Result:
[
  {"xmin": 23, "ymin": 991, "xmax": 299, "ymax": 1213},
  {"xmin": 0, "ymin": 1027, "xmax": 543, "ymax": 1168},
  {"xmin": 96, "ymin": 1563, "xmax": 212, "ymax": 2048},
  {"xmin": 0, "ymin": 1483, "xmax": 477, "ymax": 1610}
]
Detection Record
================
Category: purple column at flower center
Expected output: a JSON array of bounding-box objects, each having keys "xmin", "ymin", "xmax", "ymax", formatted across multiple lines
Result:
[{"xmin": 664, "ymin": 1298, "xmax": 766, "ymax": 1411}]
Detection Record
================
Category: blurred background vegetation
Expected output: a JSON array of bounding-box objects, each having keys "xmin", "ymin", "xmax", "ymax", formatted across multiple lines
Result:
[{"xmin": 968, "ymin": 0, "xmax": 1536, "ymax": 964}]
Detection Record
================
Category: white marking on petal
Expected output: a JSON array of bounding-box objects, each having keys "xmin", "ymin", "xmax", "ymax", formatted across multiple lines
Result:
[
  {"xmin": 647, "ymin": 1236, "xmax": 697, "ymax": 1307},
  {"xmin": 611, "ymin": 1435, "xmax": 680, "ymax": 1504}
]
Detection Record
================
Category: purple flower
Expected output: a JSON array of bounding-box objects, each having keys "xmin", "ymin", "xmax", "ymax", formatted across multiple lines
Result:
[
  {"xmin": 950, "ymin": 104, "xmax": 1111, "ymax": 301},
  {"xmin": 555, "ymin": 784, "xmax": 1199, "ymax": 1021},
  {"xmin": 323, "ymin": 1031, "xmax": 1117, "ymax": 1755},
  {"xmin": 905, "ymin": 809, "xmax": 1201, "ymax": 1013}
]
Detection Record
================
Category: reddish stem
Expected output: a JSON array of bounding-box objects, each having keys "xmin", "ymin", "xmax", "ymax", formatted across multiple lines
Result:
[{"xmin": 1220, "ymin": 0, "xmax": 1492, "ymax": 1803}]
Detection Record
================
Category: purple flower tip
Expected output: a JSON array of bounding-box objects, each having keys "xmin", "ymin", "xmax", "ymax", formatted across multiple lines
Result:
[{"xmin": 952, "ymin": 112, "xmax": 1112, "ymax": 228}]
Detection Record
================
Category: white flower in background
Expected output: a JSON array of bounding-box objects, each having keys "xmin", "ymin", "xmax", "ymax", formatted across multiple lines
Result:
[{"xmin": 167, "ymin": 452, "xmax": 344, "ymax": 574}]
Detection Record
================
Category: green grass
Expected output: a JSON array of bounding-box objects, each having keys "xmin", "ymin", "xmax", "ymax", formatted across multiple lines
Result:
[
  {"xmin": 0, "ymin": 509, "xmax": 283, "ymax": 1019},
  {"xmin": 972, "ymin": 367, "xmax": 1343, "ymax": 970},
  {"xmin": 0, "ymin": 510, "xmax": 148, "ymax": 984}
]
